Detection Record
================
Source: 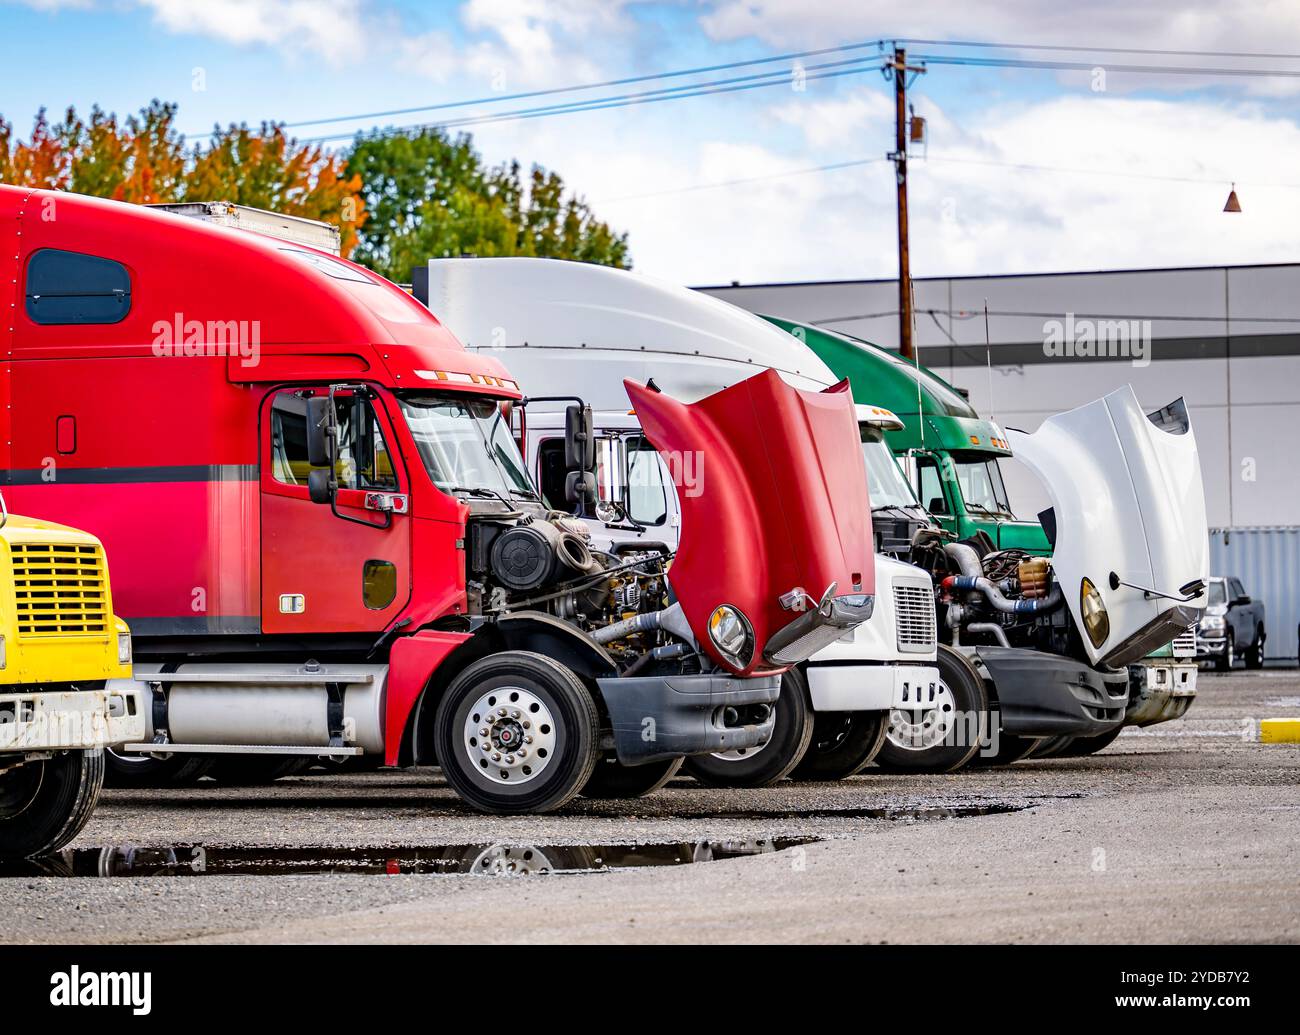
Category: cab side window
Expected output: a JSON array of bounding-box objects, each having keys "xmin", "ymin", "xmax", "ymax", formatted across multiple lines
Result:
[
  {"xmin": 271, "ymin": 392, "xmax": 398, "ymax": 491},
  {"xmin": 918, "ymin": 460, "xmax": 949, "ymax": 515},
  {"xmin": 26, "ymin": 248, "xmax": 131, "ymax": 325},
  {"xmin": 537, "ymin": 438, "xmax": 568, "ymax": 510}
]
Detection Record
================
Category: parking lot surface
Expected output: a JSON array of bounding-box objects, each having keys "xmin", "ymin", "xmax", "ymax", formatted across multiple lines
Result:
[{"xmin": 4, "ymin": 668, "xmax": 1298, "ymax": 944}]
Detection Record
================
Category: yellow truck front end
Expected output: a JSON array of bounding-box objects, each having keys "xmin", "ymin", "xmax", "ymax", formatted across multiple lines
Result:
[{"xmin": 0, "ymin": 513, "xmax": 144, "ymax": 858}]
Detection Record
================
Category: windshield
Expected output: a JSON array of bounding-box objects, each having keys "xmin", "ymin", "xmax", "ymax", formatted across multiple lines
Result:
[
  {"xmin": 1207, "ymin": 581, "xmax": 1226, "ymax": 606},
  {"xmin": 953, "ymin": 456, "xmax": 1013, "ymax": 516},
  {"xmin": 860, "ymin": 427, "xmax": 921, "ymax": 509},
  {"xmin": 397, "ymin": 394, "xmax": 535, "ymax": 499}
]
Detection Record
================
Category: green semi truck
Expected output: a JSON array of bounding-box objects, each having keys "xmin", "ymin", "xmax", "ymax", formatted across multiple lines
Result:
[{"xmin": 766, "ymin": 316, "xmax": 1200, "ymax": 762}]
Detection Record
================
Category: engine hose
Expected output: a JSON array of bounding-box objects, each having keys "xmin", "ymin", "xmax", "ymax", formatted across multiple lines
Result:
[
  {"xmin": 943, "ymin": 574, "xmax": 1064, "ymax": 615},
  {"xmin": 966, "ymin": 621, "xmax": 1012, "ymax": 647},
  {"xmin": 592, "ymin": 610, "xmax": 664, "ymax": 645}
]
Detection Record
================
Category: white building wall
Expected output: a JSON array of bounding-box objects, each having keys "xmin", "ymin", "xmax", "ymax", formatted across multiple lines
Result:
[{"xmin": 701, "ymin": 263, "xmax": 1300, "ymax": 533}]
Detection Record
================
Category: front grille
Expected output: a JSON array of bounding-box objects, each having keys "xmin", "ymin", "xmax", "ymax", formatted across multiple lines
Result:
[
  {"xmin": 10, "ymin": 542, "xmax": 110, "ymax": 636},
  {"xmin": 894, "ymin": 581, "xmax": 937, "ymax": 653},
  {"xmin": 1171, "ymin": 628, "xmax": 1197, "ymax": 659}
]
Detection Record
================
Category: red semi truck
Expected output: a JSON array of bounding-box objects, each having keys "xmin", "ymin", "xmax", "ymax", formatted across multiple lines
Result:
[{"xmin": 0, "ymin": 186, "xmax": 875, "ymax": 813}]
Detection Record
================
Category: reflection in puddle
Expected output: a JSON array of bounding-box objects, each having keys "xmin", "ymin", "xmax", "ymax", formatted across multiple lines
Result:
[
  {"xmin": 1, "ymin": 803, "xmax": 1023, "ymax": 878},
  {"xmin": 3, "ymin": 839, "xmax": 811, "ymax": 878}
]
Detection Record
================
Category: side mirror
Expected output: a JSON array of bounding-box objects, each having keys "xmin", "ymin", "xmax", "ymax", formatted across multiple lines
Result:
[
  {"xmin": 565, "ymin": 403, "xmax": 596, "ymax": 473},
  {"xmin": 308, "ymin": 467, "xmax": 334, "ymax": 505},
  {"xmin": 566, "ymin": 470, "xmax": 597, "ymax": 507},
  {"xmin": 306, "ymin": 397, "xmax": 333, "ymax": 468},
  {"xmin": 1233, "ymin": 595, "xmax": 1251, "ymax": 607}
]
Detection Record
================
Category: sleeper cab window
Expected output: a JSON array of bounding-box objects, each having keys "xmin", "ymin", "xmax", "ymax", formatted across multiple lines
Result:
[{"xmin": 25, "ymin": 248, "xmax": 132, "ymax": 325}]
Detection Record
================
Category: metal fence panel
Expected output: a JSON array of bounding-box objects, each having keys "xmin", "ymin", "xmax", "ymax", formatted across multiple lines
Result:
[{"xmin": 1208, "ymin": 527, "xmax": 1300, "ymax": 662}]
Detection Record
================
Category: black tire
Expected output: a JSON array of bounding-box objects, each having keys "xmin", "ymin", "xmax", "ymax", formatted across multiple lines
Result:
[
  {"xmin": 972, "ymin": 728, "xmax": 1043, "ymax": 766},
  {"xmin": 206, "ymin": 755, "xmax": 311, "ymax": 785},
  {"xmin": 433, "ymin": 651, "xmax": 600, "ymax": 814},
  {"xmin": 1216, "ymin": 629, "xmax": 1234, "ymax": 672},
  {"xmin": 1056, "ymin": 725, "xmax": 1125, "ymax": 757},
  {"xmin": 0, "ymin": 749, "xmax": 105, "ymax": 860},
  {"xmin": 683, "ymin": 668, "xmax": 814, "ymax": 787},
  {"xmin": 790, "ymin": 711, "xmax": 889, "ymax": 781},
  {"xmin": 1025, "ymin": 734, "xmax": 1074, "ymax": 759},
  {"xmin": 581, "ymin": 756, "xmax": 683, "ymax": 799},
  {"xmin": 104, "ymin": 747, "xmax": 215, "ymax": 787},
  {"xmin": 874, "ymin": 645, "xmax": 988, "ymax": 773},
  {"xmin": 1246, "ymin": 626, "xmax": 1265, "ymax": 670}
]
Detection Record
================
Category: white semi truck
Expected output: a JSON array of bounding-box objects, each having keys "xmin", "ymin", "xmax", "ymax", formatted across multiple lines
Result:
[{"xmin": 414, "ymin": 257, "xmax": 948, "ymax": 786}]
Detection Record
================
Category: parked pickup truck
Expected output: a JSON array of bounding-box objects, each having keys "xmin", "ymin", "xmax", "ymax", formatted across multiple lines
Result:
[{"xmin": 1197, "ymin": 576, "xmax": 1266, "ymax": 671}]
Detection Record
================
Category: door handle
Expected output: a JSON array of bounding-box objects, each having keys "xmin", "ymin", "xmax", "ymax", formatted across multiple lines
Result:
[{"xmin": 364, "ymin": 492, "xmax": 409, "ymax": 514}]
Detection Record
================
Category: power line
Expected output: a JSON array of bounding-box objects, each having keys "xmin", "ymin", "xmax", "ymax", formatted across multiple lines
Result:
[
  {"xmin": 275, "ymin": 38, "xmax": 888, "ymax": 130},
  {"xmin": 299, "ymin": 58, "xmax": 886, "ymax": 143},
  {"xmin": 916, "ymin": 54, "xmax": 1300, "ymax": 79},
  {"xmin": 897, "ymin": 38, "xmax": 1300, "ymax": 61},
  {"xmin": 275, "ymin": 36, "xmax": 1300, "ymax": 136}
]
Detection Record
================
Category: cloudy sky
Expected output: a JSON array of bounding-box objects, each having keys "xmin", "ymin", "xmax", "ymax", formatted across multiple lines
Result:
[{"xmin": 4, "ymin": 0, "xmax": 1299, "ymax": 284}]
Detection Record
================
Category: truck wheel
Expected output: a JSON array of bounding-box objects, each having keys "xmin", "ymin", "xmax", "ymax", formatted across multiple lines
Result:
[
  {"xmin": 683, "ymin": 668, "xmax": 813, "ymax": 787},
  {"xmin": 581, "ymin": 756, "xmax": 683, "ymax": 799},
  {"xmin": 790, "ymin": 711, "xmax": 888, "ymax": 781},
  {"xmin": 874, "ymin": 645, "xmax": 987, "ymax": 773},
  {"xmin": 1025, "ymin": 735, "xmax": 1074, "ymax": 759},
  {"xmin": 433, "ymin": 651, "xmax": 600, "ymax": 814},
  {"xmin": 207, "ymin": 755, "xmax": 311, "ymax": 785},
  {"xmin": 1246, "ymin": 626, "xmax": 1265, "ymax": 670},
  {"xmin": 1057, "ymin": 725, "xmax": 1125, "ymax": 757},
  {"xmin": 104, "ymin": 747, "xmax": 215, "ymax": 787},
  {"xmin": 972, "ymin": 729, "xmax": 1043, "ymax": 766},
  {"xmin": 1216, "ymin": 630, "xmax": 1235, "ymax": 672},
  {"xmin": 0, "ymin": 750, "xmax": 104, "ymax": 860}
]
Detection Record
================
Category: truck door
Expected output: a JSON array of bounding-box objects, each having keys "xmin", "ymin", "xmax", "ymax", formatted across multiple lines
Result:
[
  {"xmin": 915, "ymin": 454, "xmax": 958, "ymax": 536},
  {"xmin": 260, "ymin": 387, "xmax": 412, "ymax": 634}
]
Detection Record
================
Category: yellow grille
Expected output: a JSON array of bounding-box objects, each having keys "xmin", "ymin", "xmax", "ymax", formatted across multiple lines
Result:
[{"xmin": 10, "ymin": 542, "xmax": 110, "ymax": 636}]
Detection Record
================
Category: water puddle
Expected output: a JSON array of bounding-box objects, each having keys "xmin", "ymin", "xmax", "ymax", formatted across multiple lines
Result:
[
  {"xmin": 1, "ymin": 803, "xmax": 1024, "ymax": 878},
  {"xmin": 3, "ymin": 838, "xmax": 813, "ymax": 878}
]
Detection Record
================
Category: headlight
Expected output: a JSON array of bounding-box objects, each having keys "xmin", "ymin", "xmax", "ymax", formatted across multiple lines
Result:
[
  {"xmin": 708, "ymin": 605, "xmax": 754, "ymax": 669},
  {"xmin": 117, "ymin": 632, "xmax": 132, "ymax": 665},
  {"xmin": 1080, "ymin": 578, "xmax": 1110, "ymax": 649},
  {"xmin": 1200, "ymin": 615, "xmax": 1225, "ymax": 632}
]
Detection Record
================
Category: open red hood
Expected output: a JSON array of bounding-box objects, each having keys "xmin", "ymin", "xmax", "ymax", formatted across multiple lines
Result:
[{"xmin": 625, "ymin": 368, "xmax": 875, "ymax": 675}]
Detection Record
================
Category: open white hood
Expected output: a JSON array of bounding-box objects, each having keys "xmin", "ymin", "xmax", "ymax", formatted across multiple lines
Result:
[{"xmin": 1007, "ymin": 387, "xmax": 1208, "ymax": 668}]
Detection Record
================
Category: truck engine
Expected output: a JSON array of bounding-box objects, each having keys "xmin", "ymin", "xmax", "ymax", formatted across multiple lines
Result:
[
  {"xmin": 909, "ymin": 529, "xmax": 1083, "ymax": 662},
  {"xmin": 463, "ymin": 507, "xmax": 693, "ymax": 675}
]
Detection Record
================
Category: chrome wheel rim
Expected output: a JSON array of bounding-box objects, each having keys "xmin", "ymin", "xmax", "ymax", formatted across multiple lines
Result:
[
  {"xmin": 709, "ymin": 737, "xmax": 770, "ymax": 763},
  {"xmin": 888, "ymin": 678, "xmax": 957, "ymax": 751},
  {"xmin": 463, "ymin": 686, "xmax": 556, "ymax": 786},
  {"xmin": 468, "ymin": 844, "xmax": 562, "ymax": 875}
]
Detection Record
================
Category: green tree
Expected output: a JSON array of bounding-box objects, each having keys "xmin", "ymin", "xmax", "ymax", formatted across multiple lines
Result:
[{"xmin": 347, "ymin": 128, "xmax": 630, "ymax": 282}]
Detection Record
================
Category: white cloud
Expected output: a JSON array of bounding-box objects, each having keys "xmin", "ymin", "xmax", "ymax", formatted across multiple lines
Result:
[
  {"xmin": 468, "ymin": 84, "xmax": 1300, "ymax": 285},
  {"xmin": 699, "ymin": 0, "xmax": 1300, "ymax": 53},
  {"xmin": 137, "ymin": 0, "xmax": 367, "ymax": 64},
  {"xmin": 700, "ymin": 1, "xmax": 1300, "ymax": 96}
]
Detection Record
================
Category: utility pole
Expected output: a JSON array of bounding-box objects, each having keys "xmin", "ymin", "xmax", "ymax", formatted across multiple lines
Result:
[{"xmin": 889, "ymin": 46, "xmax": 925, "ymax": 361}]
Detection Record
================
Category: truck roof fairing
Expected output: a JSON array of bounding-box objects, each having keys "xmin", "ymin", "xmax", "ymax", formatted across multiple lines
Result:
[
  {"xmin": 0, "ymin": 186, "xmax": 517, "ymax": 397},
  {"xmin": 762, "ymin": 315, "xmax": 1012, "ymax": 456},
  {"xmin": 421, "ymin": 257, "xmax": 838, "ymax": 410}
]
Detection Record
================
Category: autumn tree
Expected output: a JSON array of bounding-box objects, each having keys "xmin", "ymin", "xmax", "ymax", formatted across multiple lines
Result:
[
  {"xmin": 0, "ymin": 102, "xmax": 366, "ymax": 256},
  {"xmin": 347, "ymin": 128, "xmax": 630, "ymax": 282},
  {"xmin": 186, "ymin": 123, "xmax": 365, "ymax": 255}
]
